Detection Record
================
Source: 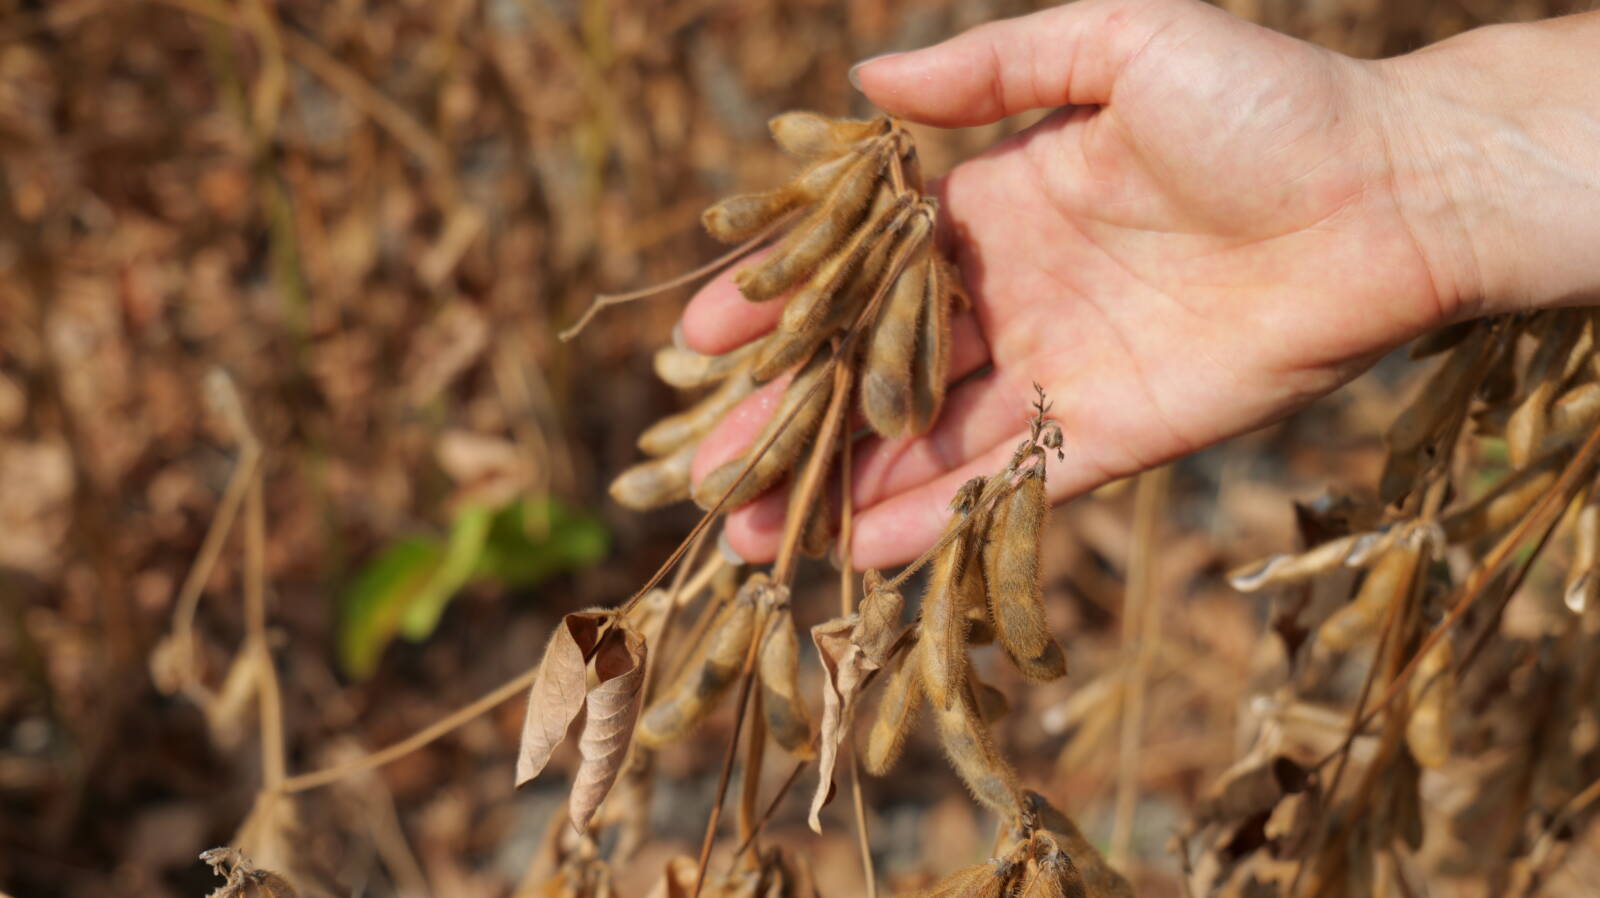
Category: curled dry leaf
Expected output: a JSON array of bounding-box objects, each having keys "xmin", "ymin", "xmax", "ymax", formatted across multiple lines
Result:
[
  {"xmin": 569, "ymin": 624, "xmax": 648, "ymax": 833},
  {"xmin": 807, "ymin": 578, "xmax": 904, "ymax": 831},
  {"xmin": 517, "ymin": 611, "xmax": 609, "ymax": 788}
]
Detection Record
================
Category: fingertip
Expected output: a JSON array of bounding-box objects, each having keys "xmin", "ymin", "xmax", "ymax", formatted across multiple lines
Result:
[
  {"xmin": 847, "ymin": 52, "xmax": 904, "ymax": 95},
  {"xmin": 848, "ymin": 46, "xmax": 983, "ymax": 128}
]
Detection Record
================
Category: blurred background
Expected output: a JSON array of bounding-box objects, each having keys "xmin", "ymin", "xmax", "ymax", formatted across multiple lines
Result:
[{"xmin": 0, "ymin": 0, "xmax": 1589, "ymax": 896}]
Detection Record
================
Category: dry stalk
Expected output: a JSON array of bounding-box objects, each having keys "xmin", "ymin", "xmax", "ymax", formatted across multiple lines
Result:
[{"xmin": 1109, "ymin": 464, "xmax": 1171, "ymax": 867}]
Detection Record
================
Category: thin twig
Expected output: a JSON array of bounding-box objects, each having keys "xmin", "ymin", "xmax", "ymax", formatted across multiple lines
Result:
[
  {"xmin": 773, "ymin": 360, "xmax": 853, "ymax": 585},
  {"xmin": 167, "ymin": 376, "xmax": 261, "ymax": 701},
  {"xmin": 839, "ymin": 418, "xmax": 878, "ymax": 898},
  {"xmin": 282, "ymin": 663, "xmax": 539, "ymax": 793},
  {"xmin": 559, "ymin": 212, "xmax": 798, "ymax": 341},
  {"xmin": 689, "ymin": 606, "xmax": 772, "ymax": 898},
  {"xmin": 1520, "ymin": 773, "xmax": 1600, "ymax": 896},
  {"xmin": 246, "ymin": 472, "xmax": 285, "ymax": 790},
  {"xmin": 729, "ymin": 759, "xmax": 809, "ymax": 864},
  {"xmin": 736, "ymin": 688, "xmax": 768, "ymax": 857}
]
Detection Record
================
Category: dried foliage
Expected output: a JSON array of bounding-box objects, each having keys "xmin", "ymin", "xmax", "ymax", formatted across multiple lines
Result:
[
  {"xmin": 4, "ymin": 2, "xmax": 1596, "ymax": 898},
  {"xmin": 1194, "ymin": 312, "xmax": 1600, "ymax": 895}
]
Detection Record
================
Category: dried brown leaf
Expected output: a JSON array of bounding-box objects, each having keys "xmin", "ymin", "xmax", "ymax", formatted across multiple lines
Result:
[
  {"xmin": 517, "ymin": 611, "xmax": 608, "ymax": 788},
  {"xmin": 807, "ymin": 582, "xmax": 904, "ymax": 831},
  {"xmin": 569, "ymin": 624, "xmax": 647, "ymax": 833}
]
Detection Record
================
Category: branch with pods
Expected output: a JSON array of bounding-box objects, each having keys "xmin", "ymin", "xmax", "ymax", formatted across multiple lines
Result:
[{"xmin": 519, "ymin": 113, "xmax": 1134, "ymax": 898}]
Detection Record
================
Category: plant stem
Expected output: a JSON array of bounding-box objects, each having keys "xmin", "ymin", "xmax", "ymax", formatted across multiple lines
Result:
[{"xmin": 1109, "ymin": 464, "xmax": 1169, "ymax": 868}]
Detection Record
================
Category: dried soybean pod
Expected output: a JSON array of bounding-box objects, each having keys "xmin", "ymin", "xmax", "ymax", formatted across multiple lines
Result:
[
  {"xmin": 919, "ymin": 526, "xmax": 973, "ymax": 710},
  {"xmin": 934, "ymin": 251, "xmax": 970, "ymax": 311},
  {"xmin": 1018, "ymin": 843, "xmax": 1088, "ymax": 898},
  {"xmin": 961, "ymin": 549, "xmax": 996, "ymax": 646},
  {"xmin": 910, "ymin": 245, "xmax": 952, "ymax": 436},
  {"xmin": 736, "ymin": 144, "xmax": 889, "ymax": 302},
  {"xmin": 752, "ymin": 194, "xmax": 911, "ymax": 382},
  {"xmin": 1560, "ymin": 316, "xmax": 1595, "ymax": 383},
  {"xmin": 703, "ymin": 148, "xmax": 862, "ymax": 244},
  {"xmin": 1441, "ymin": 460, "xmax": 1560, "ymax": 541},
  {"xmin": 1537, "ymin": 381, "xmax": 1600, "ymax": 457},
  {"xmin": 759, "ymin": 610, "xmax": 815, "ymax": 758},
  {"xmin": 933, "ymin": 674, "xmax": 1025, "ymax": 816},
  {"xmin": 761, "ymin": 193, "xmax": 913, "ymax": 380},
  {"xmin": 972, "ymin": 675, "xmax": 1010, "ymax": 724},
  {"xmin": 769, "ymin": 112, "xmax": 888, "ymax": 158},
  {"xmin": 637, "ymin": 578, "xmax": 761, "ymax": 747},
  {"xmin": 693, "ymin": 352, "xmax": 833, "ymax": 510},
  {"xmin": 790, "ymin": 148, "xmax": 871, "ymax": 200},
  {"xmin": 1506, "ymin": 315, "xmax": 1582, "ymax": 467},
  {"xmin": 898, "ymin": 137, "xmax": 926, "ymax": 196},
  {"xmin": 910, "ymin": 859, "xmax": 1014, "ymax": 898},
  {"xmin": 1315, "ymin": 533, "xmax": 1423, "ymax": 654},
  {"xmin": 798, "ymin": 479, "xmax": 837, "ymax": 558},
  {"xmin": 860, "ymin": 221, "xmax": 932, "ymax": 439},
  {"xmin": 864, "ymin": 644, "xmax": 924, "ymax": 776},
  {"xmin": 985, "ymin": 471, "xmax": 1066, "ymax": 682},
  {"xmin": 652, "ymin": 339, "xmax": 763, "ymax": 390},
  {"xmin": 610, "ymin": 442, "xmax": 696, "ymax": 511},
  {"xmin": 1405, "ymin": 633, "xmax": 1453, "ymax": 768},
  {"xmin": 703, "ymin": 186, "xmax": 806, "ymax": 244},
  {"xmin": 1566, "ymin": 494, "xmax": 1600, "ymax": 613},
  {"xmin": 1227, "ymin": 530, "xmax": 1387, "ymax": 592},
  {"xmin": 1380, "ymin": 326, "xmax": 1489, "ymax": 502},
  {"xmin": 637, "ymin": 364, "xmax": 757, "ymax": 457},
  {"xmin": 775, "ymin": 190, "xmax": 908, "ymax": 339}
]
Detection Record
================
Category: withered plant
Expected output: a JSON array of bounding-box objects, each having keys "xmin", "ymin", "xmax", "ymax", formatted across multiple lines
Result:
[
  {"xmin": 155, "ymin": 106, "xmax": 1600, "ymax": 898},
  {"xmin": 514, "ymin": 112, "xmax": 1134, "ymax": 897},
  {"xmin": 1184, "ymin": 311, "xmax": 1600, "ymax": 896},
  {"xmin": 159, "ymin": 111, "xmax": 1127, "ymax": 898}
]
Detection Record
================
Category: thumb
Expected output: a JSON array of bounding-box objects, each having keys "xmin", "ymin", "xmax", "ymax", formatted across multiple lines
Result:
[{"xmin": 850, "ymin": 0, "xmax": 1186, "ymax": 127}]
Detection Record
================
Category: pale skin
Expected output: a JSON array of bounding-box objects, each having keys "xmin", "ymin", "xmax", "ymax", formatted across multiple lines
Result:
[{"xmin": 678, "ymin": 0, "xmax": 1600, "ymax": 569}]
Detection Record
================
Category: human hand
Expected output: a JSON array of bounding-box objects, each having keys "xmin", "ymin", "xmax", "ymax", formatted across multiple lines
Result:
[{"xmin": 677, "ymin": 0, "xmax": 1599, "ymax": 569}]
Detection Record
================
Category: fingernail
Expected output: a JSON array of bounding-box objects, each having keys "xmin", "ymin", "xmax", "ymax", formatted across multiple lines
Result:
[
  {"xmin": 717, "ymin": 529, "xmax": 745, "ymax": 566},
  {"xmin": 848, "ymin": 52, "xmax": 903, "ymax": 93},
  {"xmin": 671, "ymin": 320, "xmax": 689, "ymax": 351}
]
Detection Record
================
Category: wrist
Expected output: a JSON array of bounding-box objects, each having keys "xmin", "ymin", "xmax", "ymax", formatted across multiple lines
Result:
[{"xmin": 1370, "ymin": 13, "xmax": 1600, "ymax": 321}]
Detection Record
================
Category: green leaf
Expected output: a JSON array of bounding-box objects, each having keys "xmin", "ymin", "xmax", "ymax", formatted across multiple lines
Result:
[
  {"xmin": 474, "ymin": 496, "xmax": 609, "ymax": 587},
  {"xmin": 337, "ymin": 495, "xmax": 610, "ymax": 679},
  {"xmin": 398, "ymin": 502, "xmax": 495, "ymax": 641},
  {"xmin": 338, "ymin": 537, "xmax": 446, "ymax": 679}
]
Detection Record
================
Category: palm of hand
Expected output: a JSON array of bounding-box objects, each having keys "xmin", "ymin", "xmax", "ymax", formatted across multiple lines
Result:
[
  {"xmin": 682, "ymin": 0, "xmax": 1453, "ymax": 567},
  {"xmin": 943, "ymin": 13, "xmax": 1442, "ymax": 486}
]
